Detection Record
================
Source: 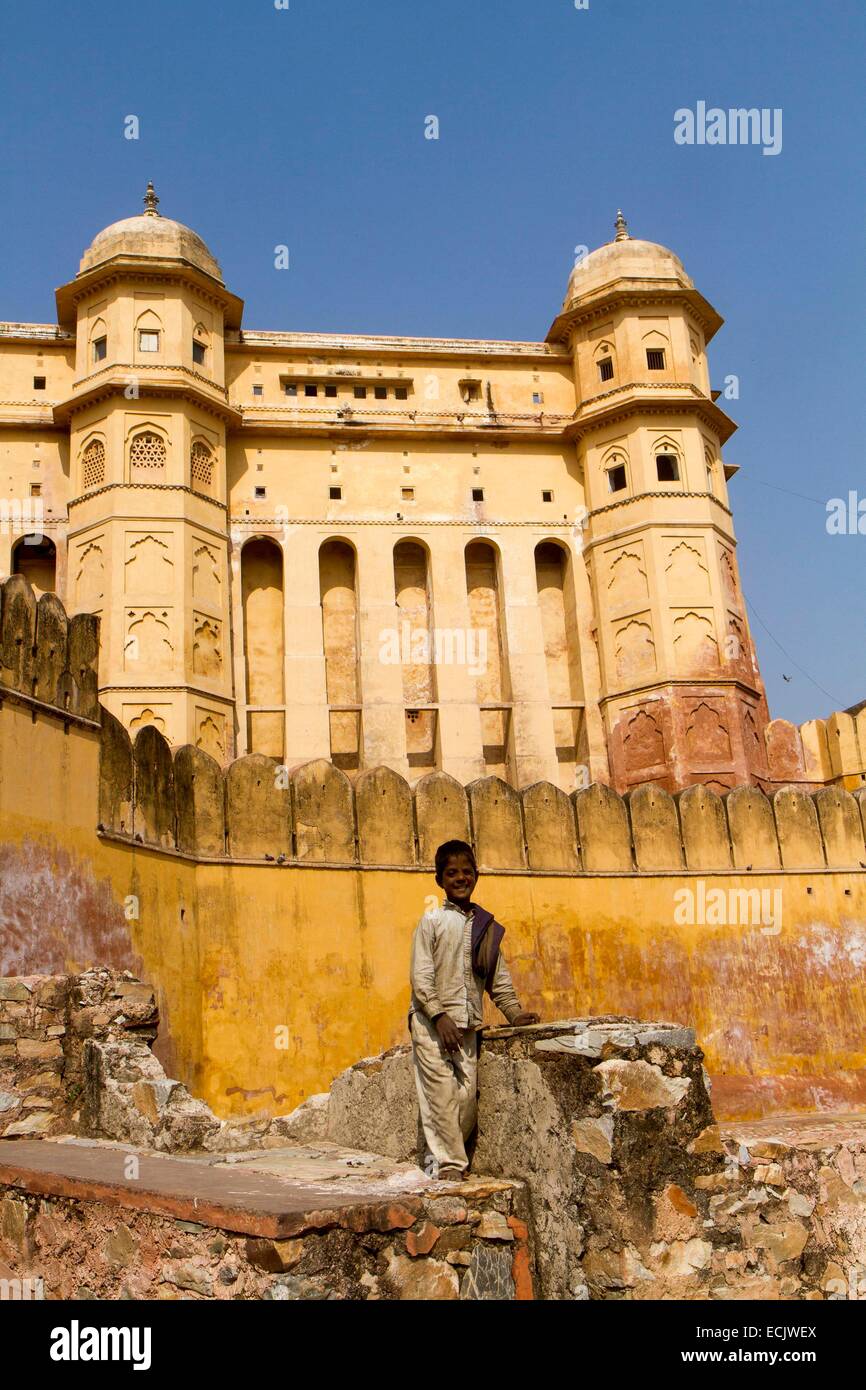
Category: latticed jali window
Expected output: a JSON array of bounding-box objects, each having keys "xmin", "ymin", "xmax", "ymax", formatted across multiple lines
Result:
[
  {"xmin": 129, "ymin": 431, "xmax": 167, "ymax": 478},
  {"xmin": 81, "ymin": 439, "xmax": 106, "ymax": 490},
  {"xmin": 190, "ymin": 441, "xmax": 214, "ymax": 493}
]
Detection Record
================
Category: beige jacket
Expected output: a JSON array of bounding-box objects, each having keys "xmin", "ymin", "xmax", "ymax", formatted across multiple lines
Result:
[{"xmin": 409, "ymin": 900, "xmax": 523, "ymax": 1030}]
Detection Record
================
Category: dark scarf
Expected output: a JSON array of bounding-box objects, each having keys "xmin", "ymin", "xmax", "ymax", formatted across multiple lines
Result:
[{"xmin": 469, "ymin": 903, "xmax": 505, "ymax": 990}]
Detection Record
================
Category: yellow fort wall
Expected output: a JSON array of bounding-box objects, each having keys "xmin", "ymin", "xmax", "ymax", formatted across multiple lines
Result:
[{"xmin": 2, "ymin": 575, "xmax": 866, "ymax": 1122}]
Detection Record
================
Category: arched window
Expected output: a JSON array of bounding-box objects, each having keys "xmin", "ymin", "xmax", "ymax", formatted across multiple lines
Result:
[
  {"xmin": 81, "ymin": 438, "xmax": 106, "ymax": 490},
  {"xmin": 535, "ymin": 541, "xmax": 583, "ymax": 783},
  {"xmin": 319, "ymin": 539, "xmax": 360, "ymax": 771},
  {"xmin": 652, "ymin": 437, "xmax": 684, "ymax": 487},
  {"xmin": 602, "ymin": 449, "xmax": 629, "ymax": 495},
  {"xmin": 89, "ymin": 317, "xmax": 108, "ymax": 366},
  {"xmin": 12, "ymin": 536, "xmax": 56, "ymax": 595},
  {"xmin": 192, "ymin": 323, "xmax": 210, "ymax": 369},
  {"xmin": 642, "ymin": 329, "xmax": 670, "ymax": 373},
  {"xmin": 134, "ymin": 310, "xmax": 163, "ymax": 360},
  {"xmin": 242, "ymin": 537, "xmax": 285, "ymax": 758},
  {"xmin": 594, "ymin": 341, "xmax": 616, "ymax": 384},
  {"xmin": 129, "ymin": 430, "xmax": 167, "ymax": 482},
  {"xmin": 190, "ymin": 440, "xmax": 215, "ymax": 495}
]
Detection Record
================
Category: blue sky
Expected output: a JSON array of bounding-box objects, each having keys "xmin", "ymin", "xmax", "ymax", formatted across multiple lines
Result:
[{"xmin": 1, "ymin": 0, "xmax": 863, "ymax": 722}]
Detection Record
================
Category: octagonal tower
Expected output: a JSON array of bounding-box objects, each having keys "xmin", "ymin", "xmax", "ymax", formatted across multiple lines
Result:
[
  {"xmin": 54, "ymin": 184, "xmax": 242, "ymax": 759},
  {"xmin": 548, "ymin": 213, "xmax": 769, "ymax": 792}
]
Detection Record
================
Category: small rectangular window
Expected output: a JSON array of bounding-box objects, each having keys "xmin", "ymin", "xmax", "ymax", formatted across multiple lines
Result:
[
  {"xmin": 646, "ymin": 348, "xmax": 666, "ymax": 371},
  {"xmin": 192, "ymin": 340, "xmax": 206, "ymax": 366},
  {"xmin": 395, "ymin": 386, "xmax": 408, "ymax": 400},
  {"xmin": 285, "ymin": 383, "xmax": 298, "ymax": 396},
  {"xmin": 33, "ymin": 376, "xmax": 46, "ymax": 390},
  {"xmin": 92, "ymin": 337, "xmax": 107, "ymax": 363},
  {"xmin": 472, "ymin": 487, "xmax": 484, "ymax": 502},
  {"xmin": 607, "ymin": 464, "xmax": 627, "ymax": 493},
  {"xmin": 305, "ymin": 383, "xmax": 318, "ymax": 397},
  {"xmin": 325, "ymin": 384, "xmax": 338, "ymax": 398},
  {"xmin": 532, "ymin": 391, "xmax": 543, "ymax": 405},
  {"xmin": 656, "ymin": 454, "xmax": 679, "ymax": 482},
  {"xmin": 354, "ymin": 386, "xmax": 367, "ymax": 399},
  {"xmin": 30, "ymin": 483, "xmax": 41, "ymax": 497},
  {"xmin": 254, "ymin": 486, "xmax": 266, "ymax": 499},
  {"xmin": 374, "ymin": 386, "xmax": 387, "ymax": 400},
  {"xmin": 329, "ymin": 486, "xmax": 342, "ymax": 500},
  {"xmin": 139, "ymin": 330, "xmax": 159, "ymax": 353},
  {"xmin": 401, "ymin": 487, "xmax": 415, "ymax": 501},
  {"xmin": 460, "ymin": 380, "xmax": 482, "ymax": 403},
  {"xmin": 598, "ymin": 357, "xmax": 614, "ymax": 382},
  {"xmin": 252, "ymin": 384, "xmax": 263, "ymax": 397},
  {"xmin": 542, "ymin": 489, "xmax": 553, "ymax": 503}
]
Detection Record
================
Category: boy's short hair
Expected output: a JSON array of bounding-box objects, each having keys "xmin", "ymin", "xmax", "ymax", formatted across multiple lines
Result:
[{"xmin": 434, "ymin": 839, "xmax": 478, "ymax": 886}]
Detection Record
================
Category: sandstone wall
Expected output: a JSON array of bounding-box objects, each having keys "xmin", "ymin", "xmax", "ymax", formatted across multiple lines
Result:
[{"xmin": 767, "ymin": 713, "xmax": 866, "ymax": 793}]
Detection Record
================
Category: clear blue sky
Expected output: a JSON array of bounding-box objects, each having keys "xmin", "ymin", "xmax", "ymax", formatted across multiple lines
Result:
[{"xmin": 1, "ymin": 0, "xmax": 863, "ymax": 723}]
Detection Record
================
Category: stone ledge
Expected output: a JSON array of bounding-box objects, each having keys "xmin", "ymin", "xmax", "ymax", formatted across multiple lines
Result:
[{"xmin": 0, "ymin": 1140, "xmax": 534, "ymax": 1300}]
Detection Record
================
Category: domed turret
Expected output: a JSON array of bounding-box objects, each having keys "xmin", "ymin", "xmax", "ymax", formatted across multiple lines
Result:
[
  {"xmin": 78, "ymin": 182, "xmax": 223, "ymax": 283},
  {"xmin": 562, "ymin": 211, "xmax": 693, "ymax": 309}
]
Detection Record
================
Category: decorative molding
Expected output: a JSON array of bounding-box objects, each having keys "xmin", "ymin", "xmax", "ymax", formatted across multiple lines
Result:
[
  {"xmin": 68, "ymin": 482, "xmax": 227, "ymax": 510},
  {"xmin": 589, "ymin": 490, "xmax": 733, "ymax": 519},
  {"xmin": 226, "ymin": 515, "xmax": 579, "ymax": 529}
]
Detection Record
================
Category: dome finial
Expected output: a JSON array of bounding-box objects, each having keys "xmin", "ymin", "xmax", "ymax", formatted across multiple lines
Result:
[
  {"xmin": 143, "ymin": 181, "xmax": 160, "ymax": 217},
  {"xmin": 614, "ymin": 209, "xmax": 629, "ymax": 242}
]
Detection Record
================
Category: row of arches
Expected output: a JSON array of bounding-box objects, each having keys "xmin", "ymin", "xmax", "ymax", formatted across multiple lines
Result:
[{"xmin": 240, "ymin": 535, "xmax": 584, "ymax": 781}]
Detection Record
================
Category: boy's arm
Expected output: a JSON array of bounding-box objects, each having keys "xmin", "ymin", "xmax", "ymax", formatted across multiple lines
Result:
[
  {"xmin": 410, "ymin": 914, "xmax": 444, "ymax": 1020},
  {"xmin": 487, "ymin": 951, "xmax": 524, "ymax": 1023}
]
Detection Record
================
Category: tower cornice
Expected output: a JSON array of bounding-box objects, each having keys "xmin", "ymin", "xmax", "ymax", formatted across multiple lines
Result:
[
  {"xmin": 55, "ymin": 257, "xmax": 244, "ymax": 330},
  {"xmin": 564, "ymin": 383, "xmax": 737, "ymax": 446},
  {"xmin": 547, "ymin": 285, "xmax": 724, "ymax": 346}
]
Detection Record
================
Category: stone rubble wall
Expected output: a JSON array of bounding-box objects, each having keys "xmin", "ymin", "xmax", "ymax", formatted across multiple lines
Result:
[
  {"xmin": 0, "ymin": 968, "xmax": 323, "ymax": 1152},
  {"xmin": 0, "ymin": 1175, "xmax": 534, "ymax": 1302},
  {"xmin": 325, "ymin": 1020, "xmax": 866, "ymax": 1300}
]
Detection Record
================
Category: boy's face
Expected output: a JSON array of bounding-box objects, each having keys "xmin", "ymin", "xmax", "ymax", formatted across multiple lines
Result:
[{"xmin": 440, "ymin": 852, "xmax": 478, "ymax": 905}]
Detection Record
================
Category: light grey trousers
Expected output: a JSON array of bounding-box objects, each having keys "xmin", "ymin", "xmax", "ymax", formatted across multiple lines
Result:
[{"xmin": 410, "ymin": 1010, "xmax": 478, "ymax": 1175}]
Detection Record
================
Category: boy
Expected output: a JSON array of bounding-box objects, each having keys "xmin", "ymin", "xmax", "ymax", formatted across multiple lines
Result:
[{"xmin": 409, "ymin": 839, "xmax": 539, "ymax": 1180}]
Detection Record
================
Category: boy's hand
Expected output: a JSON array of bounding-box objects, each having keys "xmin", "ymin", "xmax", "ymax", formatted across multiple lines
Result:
[
  {"xmin": 512, "ymin": 1011, "xmax": 540, "ymax": 1026},
  {"xmin": 434, "ymin": 1013, "xmax": 462, "ymax": 1053}
]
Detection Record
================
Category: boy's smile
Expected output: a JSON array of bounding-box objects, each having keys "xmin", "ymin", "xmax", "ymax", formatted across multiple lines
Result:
[{"xmin": 441, "ymin": 854, "xmax": 477, "ymax": 906}]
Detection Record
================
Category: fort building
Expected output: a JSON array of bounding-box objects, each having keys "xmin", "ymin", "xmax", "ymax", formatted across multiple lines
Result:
[{"xmin": 0, "ymin": 188, "xmax": 770, "ymax": 794}]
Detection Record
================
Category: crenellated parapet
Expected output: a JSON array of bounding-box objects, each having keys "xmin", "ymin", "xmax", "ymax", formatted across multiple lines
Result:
[
  {"xmin": 97, "ymin": 713, "xmax": 866, "ymax": 873},
  {"xmin": 0, "ymin": 574, "xmax": 99, "ymax": 722},
  {"xmin": 3, "ymin": 573, "xmax": 864, "ymax": 874}
]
